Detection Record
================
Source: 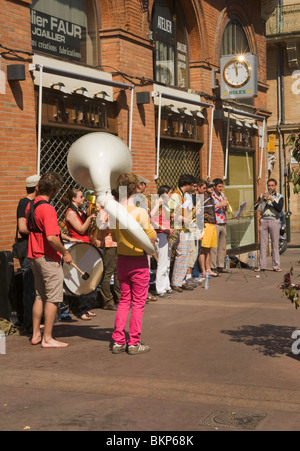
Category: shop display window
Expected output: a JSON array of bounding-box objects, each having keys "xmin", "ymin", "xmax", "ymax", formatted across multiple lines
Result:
[
  {"xmin": 151, "ymin": 0, "xmax": 189, "ymax": 88},
  {"xmin": 31, "ymin": 0, "xmax": 99, "ymax": 66}
]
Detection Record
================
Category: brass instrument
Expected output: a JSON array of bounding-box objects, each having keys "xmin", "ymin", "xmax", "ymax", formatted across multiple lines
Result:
[
  {"xmin": 226, "ymin": 200, "xmax": 234, "ymax": 217},
  {"xmin": 254, "ymin": 189, "xmax": 273, "ymax": 209},
  {"xmin": 222, "ymin": 193, "xmax": 234, "ymax": 218},
  {"xmin": 84, "ymin": 191, "xmax": 100, "ymax": 243}
]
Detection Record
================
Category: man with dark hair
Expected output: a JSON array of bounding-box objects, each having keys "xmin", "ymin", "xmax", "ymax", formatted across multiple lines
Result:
[
  {"xmin": 210, "ymin": 178, "xmax": 230, "ymax": 274},
  {"xmin": 26, "ymin": 173, "xmax": 73, "ymax": 348},
  {"xmin": 170, "ymin": 174, "xmax": 197, "ymax": 292},
  {"xmin": 255, "ymin": 178, "xmax": 283, "ymax": 272},
  {"xmin": 191, "ymin": 178, "xmax": 207, "ymax": 281},
  {"xmin": 13, "ymin": 175, "xmax": 40, "ymax": 333},
  {"xmin": 199, "ymin": 181, "xmax": 218, "ymax": 277}
]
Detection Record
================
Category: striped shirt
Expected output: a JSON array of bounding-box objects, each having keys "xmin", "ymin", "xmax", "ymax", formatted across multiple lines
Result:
[{"xmin": 212, "ymin": 192, "xmax": 226, "ymax": 224}]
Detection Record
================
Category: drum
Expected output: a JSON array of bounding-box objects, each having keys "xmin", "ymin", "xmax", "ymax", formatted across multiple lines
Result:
[{"xmin": 63, "ymin": 242, "xmax": 104, "ymax": 296}]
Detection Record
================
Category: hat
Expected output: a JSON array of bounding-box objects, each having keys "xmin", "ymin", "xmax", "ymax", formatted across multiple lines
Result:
[
  {"xmin": 137, "ymin": 174, "xmax": 150, "ymax": 185},
  {"xmin": 206, "ymin": 181, "xmax": 215, "ymax": 188},
  {"xmin": 26, "ymin": 174, "xmax": 40, "ymax": 188}
]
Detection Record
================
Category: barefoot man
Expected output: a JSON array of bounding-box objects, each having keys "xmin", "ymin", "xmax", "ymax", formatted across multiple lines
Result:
[{"xmin": 26, "ymin": 173, "xmax": 73, "ymax": 348}]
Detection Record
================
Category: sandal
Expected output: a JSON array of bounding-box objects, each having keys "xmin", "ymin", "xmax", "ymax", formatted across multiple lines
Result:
[
  {"xmin": 147, "ymin": 293, "xmax": 157, "ymax": 302},
  {"xmin": 87, "ymin": 311, "xmax": 96, "ymax": 317},
  {"xmin": 80, "ymin": 313, "xmax": 91, "ymax": 321},
  {"xmin": 208, "ymin": 271, "xmax": 219, "ymax": 277},
  {"xmin": 273, "ymin": 268, "xmax": 282, "ymax": 272}
]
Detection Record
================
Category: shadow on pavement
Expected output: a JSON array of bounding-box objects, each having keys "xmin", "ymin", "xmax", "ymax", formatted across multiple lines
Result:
[{"xmin": 221, "ymin": 324, "xmax": 300, "ymax": 360}]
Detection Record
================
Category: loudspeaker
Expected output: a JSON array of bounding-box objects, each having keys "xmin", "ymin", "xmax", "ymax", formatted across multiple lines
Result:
[
  {"xmin": 136, "ymin": 91, "xmax": 151, "ymax": 105},
  {"xmin": 7, "ymin": 64, "xmax": 26, "ymax": 82},
  {"xmin": 0, "ymin": 251, "xmax": 17, "ymax": 321}
]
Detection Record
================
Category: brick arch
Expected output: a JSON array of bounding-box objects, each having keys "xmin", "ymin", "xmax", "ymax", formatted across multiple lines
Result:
[{"xmin": 214, "ymin": 4, "xmax": 258, "ymax": 66}]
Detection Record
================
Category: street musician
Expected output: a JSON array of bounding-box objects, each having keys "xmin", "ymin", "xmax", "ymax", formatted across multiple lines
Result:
[
  {"xmin": 64, "ymin": 189, "xmax": 99, "ymax": 320},
  {"xmin": 254, "ymin": 178, "xmax": 283, "ymax": 272},
  {"xmin": 211, "ymin": 178, "xmax": 231, "ymax": 274}
]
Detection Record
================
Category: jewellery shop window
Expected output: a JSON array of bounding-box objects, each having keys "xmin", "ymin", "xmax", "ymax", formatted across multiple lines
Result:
[
  {"xmin": 31, "ymin": 0, "xmax": 99, "ymax": 66},
  {"xmin": 151, "ymin": 0, "xmax": 189, "ymax": 89},
  {"xmin": 225, "ymin": 151, "xmax": 256, "ymax": 250}
]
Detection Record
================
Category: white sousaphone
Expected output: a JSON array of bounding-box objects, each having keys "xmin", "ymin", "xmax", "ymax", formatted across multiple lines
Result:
[{"xmin": 67, "ymin": 132, "xmax": 155, "ymax": 255}]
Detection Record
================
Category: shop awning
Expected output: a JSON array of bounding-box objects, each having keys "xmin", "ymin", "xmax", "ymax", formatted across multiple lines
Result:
[
  {"xmin": 223, "ymin": 106, "xmax": 267, "ymax": 184},
  {"xmin": 152, "ymin": 85, "xmax": 214, "ymax": 180},
  {"xmin": 29, "ymin": 55, "xmax": 134, "ymax": 173}
]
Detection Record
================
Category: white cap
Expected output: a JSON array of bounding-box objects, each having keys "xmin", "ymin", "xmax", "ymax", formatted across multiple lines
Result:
[
  {"xmin": 137, "ymin": 174, "xmax": 150, "ymax": 185},
  {"xmin": 25, "ymin": 174, "xmax": 40, "ymax": 188}
]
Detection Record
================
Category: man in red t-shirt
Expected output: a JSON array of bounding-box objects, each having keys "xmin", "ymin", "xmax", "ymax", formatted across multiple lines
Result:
[{"xmin": 26, "ymin": 173, "xmax": 73, "ymax": 348}]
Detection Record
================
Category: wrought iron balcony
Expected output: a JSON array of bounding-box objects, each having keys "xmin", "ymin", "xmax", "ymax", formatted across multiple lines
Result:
[{"xmin": 266, "ymin": 4, "xmax": 300, "ymax": 37}]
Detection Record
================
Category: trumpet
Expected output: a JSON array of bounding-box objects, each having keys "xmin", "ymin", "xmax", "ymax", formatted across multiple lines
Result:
[{"xmin": 254, "ymin": 189, "xmax": 273, "ymax": 209}]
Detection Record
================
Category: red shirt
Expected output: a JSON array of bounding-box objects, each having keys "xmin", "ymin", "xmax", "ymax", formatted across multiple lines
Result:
[
  {"xmin": 26, "ymin": 196, "xmax": 62, "ymax": 263},
  {"xmin": 65, "ymin": 207, "xmax": 90, "ymax": 243}
]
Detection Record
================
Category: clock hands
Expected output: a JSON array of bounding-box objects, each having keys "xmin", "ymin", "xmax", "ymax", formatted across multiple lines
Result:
[{"xmin": 235, "ymin": 62, "xmax": 239, "ymax": 77}]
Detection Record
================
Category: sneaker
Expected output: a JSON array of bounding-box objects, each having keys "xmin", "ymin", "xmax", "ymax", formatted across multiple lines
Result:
[
  {"xmin": 166, "ymin": 289, "xmax": 177, "ymax": 295},
  {"xmin": 181, "ymin": 283, "xmax": 194, "ymax": 291},
  {"xmin": 157, "ymin": 293, "xmax": 171, "ymax": 298},
  {"xmin": 193, "ymin": 277, "xmax": 204, "ymax": 284},
  {"xmin": 171, "ymin": 286, "xmax": 183, "ymax": 293},
  {"xmin": 185, "ymin": 278, "xmax": 198, "ymax": 287},
  {"xmin": 127, "ymin": 342, "xmax": 150, "ymax": 355},
  {"xmin": 112, "ymin": 343, "xmax": 127, "ymax": 354}
]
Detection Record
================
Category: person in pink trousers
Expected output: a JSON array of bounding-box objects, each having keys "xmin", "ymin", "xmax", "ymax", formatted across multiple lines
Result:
[{"xmin": 111, "ymin": 173, "xmax": 157, "ymax": 355}]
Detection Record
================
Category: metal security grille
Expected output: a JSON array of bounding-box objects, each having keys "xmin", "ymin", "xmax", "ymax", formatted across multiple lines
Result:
[
  {"xmin": 156, "ymin": 140, "xmax": 201, "ymax": 188},
  {"xmin": 40, "ymin": 127, "xmax": 88, "ymax": 231}
]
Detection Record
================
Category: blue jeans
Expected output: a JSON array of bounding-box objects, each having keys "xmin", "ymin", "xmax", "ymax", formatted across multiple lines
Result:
[{"xmin": 192, "ymin": 241, "xmax": 202, "ymax": 278}]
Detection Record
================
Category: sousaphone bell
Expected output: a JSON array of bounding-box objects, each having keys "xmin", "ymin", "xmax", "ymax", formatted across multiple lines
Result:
[{"xmin": 67, "ymin": 132, "xmax": 155, "ymax": 255}]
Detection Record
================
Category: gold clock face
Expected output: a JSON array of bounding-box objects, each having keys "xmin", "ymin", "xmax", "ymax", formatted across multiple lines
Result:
[{"xmin": 223, "ymin": 57, "xmax": 252, "ymax": 89}]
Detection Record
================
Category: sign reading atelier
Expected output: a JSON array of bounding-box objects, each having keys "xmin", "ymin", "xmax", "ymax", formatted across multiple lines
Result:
[
  {"xmin": 220, "ymin": 53, "xmax": 258, "ymax": 100},
  {"xmin": 152, "ymin": 5, "xmax": 175, "ymax": 40},
  {"xmin": 31, "ymin": 9, "xmax": 85, "ymax": 61}
]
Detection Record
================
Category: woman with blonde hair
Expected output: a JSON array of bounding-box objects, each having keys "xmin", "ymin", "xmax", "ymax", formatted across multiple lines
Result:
[{"xmin": 111, "ymin": 173, "xmax": 157, "ymax": 355}]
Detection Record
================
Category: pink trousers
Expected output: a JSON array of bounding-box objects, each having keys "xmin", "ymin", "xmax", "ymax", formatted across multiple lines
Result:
[{"xmin": 112, "ymin": 255, "xmax": 150, "ymax": 346}]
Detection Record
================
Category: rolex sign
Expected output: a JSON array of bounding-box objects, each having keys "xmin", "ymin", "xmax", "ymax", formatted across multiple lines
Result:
[{"xmin": 220, "ymin": 53, "xmax": 258, "ymax": 100}]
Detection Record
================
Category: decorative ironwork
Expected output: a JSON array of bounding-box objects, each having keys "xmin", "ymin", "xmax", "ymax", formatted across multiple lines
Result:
[
  {"xmin": 40, "ymin": 127, "xmax": 87, "ymax": 231},
  {"xmin": 156, "ymin": 140, "xmax": 201, "ymax": 189}
]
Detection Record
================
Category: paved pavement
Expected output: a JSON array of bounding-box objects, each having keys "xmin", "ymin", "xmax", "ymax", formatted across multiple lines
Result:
[{"xmin": 1, "ymin": 238, "xmax": 300, "ymax": 432}]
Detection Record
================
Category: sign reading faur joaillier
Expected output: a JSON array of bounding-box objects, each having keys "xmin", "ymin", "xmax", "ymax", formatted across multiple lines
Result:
[{"xmin": 31, "ymin": 9, "xmax": 86, "ymax": 62}]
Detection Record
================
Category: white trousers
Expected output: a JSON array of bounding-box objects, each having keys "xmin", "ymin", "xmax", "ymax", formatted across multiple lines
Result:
[{"xmin": 155, "ymin": 233, "xmax": 172, "ymax": 295}]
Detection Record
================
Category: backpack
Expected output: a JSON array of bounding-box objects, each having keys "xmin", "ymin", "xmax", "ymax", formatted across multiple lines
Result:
[{"xmin": 27, "ymin": 199, "xmax": 48, "ymax": 233}]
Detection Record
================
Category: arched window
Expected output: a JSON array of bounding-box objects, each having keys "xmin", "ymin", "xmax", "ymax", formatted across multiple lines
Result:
[
  {"xmin": 151, "ymin": 0, "xmax": 189, "ymax": 88},
  {"xmin": 31, "ymin": 0, "xmax": 99, "ymax": 67},
  {"xmin": 221, "ymin": 20, "xmax": 250, "ymax": 56}
]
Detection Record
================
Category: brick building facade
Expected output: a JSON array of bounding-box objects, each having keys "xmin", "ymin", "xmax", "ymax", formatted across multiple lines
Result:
[
  {"xmin": 0, "ymin": 0, "xmax": 277, "ymax": 254},
  {"xmin": 266, "ymin": 0, "xmax": 300, "ymax": 232}
]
